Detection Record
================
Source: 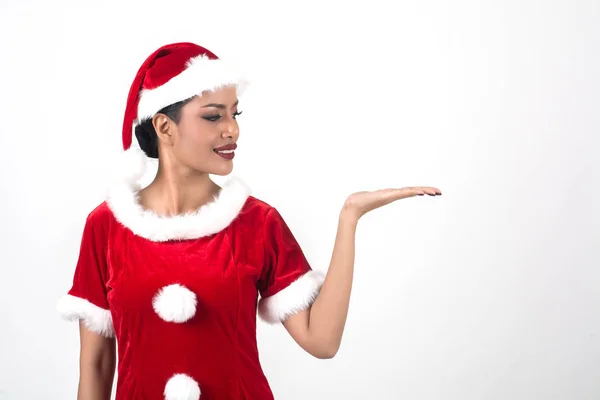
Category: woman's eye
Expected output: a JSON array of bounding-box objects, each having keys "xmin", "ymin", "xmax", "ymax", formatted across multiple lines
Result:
[{"xmin": 203, "ymin": 111, "xmax": 242, "ymax": 122}]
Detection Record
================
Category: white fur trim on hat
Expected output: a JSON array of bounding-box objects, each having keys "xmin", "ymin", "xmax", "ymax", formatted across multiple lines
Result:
[
  {"xmin": 153, "ymin": 284, "xmax": 197, "ymax": 323},
  {"xmin": 56, "ymin": 294, "xmax": 115, "ymax": 338},
  {"xmin": 164, "ymin": 374, "xmax": 201, "ymax": 400},
  {"xmin": 105, "ymin": 148, "xmax": 251, "ymax": 242},
  {"xmin": 136, "ymin": 54, "xmax": 248, "ymax": 123},
  {"xmin": 258, "ymin": 270, "xmax": 326, "ymax": 324}
]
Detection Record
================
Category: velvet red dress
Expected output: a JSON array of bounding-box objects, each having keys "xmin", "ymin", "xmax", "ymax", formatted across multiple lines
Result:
[{"xmin": 57, "ymin": 174, "xmax": 324, "ymax": 400}]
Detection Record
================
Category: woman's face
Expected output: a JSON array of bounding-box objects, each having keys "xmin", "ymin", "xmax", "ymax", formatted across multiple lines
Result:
[{"xmin": 163, "ymin": 85, "xmax": 241, "ymax": 176}]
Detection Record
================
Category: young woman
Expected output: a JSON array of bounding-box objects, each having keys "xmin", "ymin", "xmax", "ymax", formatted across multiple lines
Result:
[{"xmin": 57, "ymin": 42, "xmax": 441, "ymax": 400}]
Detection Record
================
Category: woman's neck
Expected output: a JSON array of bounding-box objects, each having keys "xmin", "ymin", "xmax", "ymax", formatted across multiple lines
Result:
[{"xmin": 137, "ymin": 168, "xmax": 221, "ymax": 217}]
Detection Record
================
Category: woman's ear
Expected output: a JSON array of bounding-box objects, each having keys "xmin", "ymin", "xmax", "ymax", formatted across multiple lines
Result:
[{"xmin": 152, "ymin": 113, "xmax": 174, "ymax": 145}]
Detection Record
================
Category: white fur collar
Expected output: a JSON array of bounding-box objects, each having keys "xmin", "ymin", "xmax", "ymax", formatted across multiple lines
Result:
[{"xmin": 106, "ymin": 148, "xmax": 251, "ymax": 242}]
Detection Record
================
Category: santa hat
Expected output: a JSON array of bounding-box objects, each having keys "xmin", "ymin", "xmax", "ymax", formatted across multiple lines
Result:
[{"xmin": 118, "ymin": 42, "xmax": 248, "ymax": 183}]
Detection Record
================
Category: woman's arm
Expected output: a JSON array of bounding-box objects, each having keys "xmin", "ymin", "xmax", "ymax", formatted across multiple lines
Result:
[
  {"xmin": 283, "ymin": 207, "xmax": 357, "ymax": 359},
  {"xmin": 77, "ymin": 321, "xmax": 116, "ymax": 400},
  {"xmin": 284, "ymin": 186, "xmax": 441, "ymax": 358}
]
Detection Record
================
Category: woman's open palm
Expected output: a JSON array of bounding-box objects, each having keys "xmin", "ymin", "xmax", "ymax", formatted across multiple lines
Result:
[{"xmin": 344, "ymin": 186, "xmax": 442, "ymax": 219}]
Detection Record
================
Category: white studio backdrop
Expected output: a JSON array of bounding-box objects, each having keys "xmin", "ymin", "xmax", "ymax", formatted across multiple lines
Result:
[{"xmin": 1, "ymin": 1, "xmax": 598, "ymax": 399}]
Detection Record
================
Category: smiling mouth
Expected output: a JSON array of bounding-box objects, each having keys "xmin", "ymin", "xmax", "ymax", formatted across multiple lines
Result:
[{"xmin": 214, "ymin": 149, "xmax": 235, "ymax": 160}]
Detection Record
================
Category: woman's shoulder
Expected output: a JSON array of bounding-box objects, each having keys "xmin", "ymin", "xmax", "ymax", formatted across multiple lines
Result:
[
  {"xmin": 240, "ymin": 195, "xmax": 279, "ymax": 216},
  {"xmin": 83, "ymin": 201, "xmax": 115, "ymax": 228},
  {"xmin": 244, "ymin": 195, "xmax": 273, "ymax": 209},
  {"xmin": 234, "ymin": 195, "xmax": 277, "ymax": 227},
  {"xmin": 237, "ymin": 195, "xmax": 296, "ymax": 230}
]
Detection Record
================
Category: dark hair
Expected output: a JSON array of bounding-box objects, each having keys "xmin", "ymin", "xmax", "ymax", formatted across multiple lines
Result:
[{"xmin": 134, "ymin": 97, "xmax": 195, "ymax": 158}]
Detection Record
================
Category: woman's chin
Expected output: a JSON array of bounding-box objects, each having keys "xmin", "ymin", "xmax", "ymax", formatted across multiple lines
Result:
[{"xmin": 208, "ymin": 163, "xmax": 234, "ymax": 176}]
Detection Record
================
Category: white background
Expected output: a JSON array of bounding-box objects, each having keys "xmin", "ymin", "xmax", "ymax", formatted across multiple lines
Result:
[{"xmin": 1, "ymin": 0, "xmax": 599, "ymax": 399}]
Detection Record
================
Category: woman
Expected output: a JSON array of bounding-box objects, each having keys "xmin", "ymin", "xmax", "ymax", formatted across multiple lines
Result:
[{"xmin": 57, "ymin": 42, "xmax": 441, "ymax": 400}]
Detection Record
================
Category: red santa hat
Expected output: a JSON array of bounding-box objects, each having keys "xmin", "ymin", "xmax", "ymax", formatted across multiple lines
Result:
[{"xmin": 117, "ymin": 42, "xmax": 248, "ymax": 183}]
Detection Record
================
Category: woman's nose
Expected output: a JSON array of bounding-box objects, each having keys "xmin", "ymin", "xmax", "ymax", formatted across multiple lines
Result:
[{"xmin": 222, "ymin": 122, "xmax": 239, "ymax": 139}]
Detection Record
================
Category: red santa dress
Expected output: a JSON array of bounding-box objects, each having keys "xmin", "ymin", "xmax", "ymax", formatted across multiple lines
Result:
[{"xmin": 56, "ymin": 42, "xmax": 325, "ymax": 400}]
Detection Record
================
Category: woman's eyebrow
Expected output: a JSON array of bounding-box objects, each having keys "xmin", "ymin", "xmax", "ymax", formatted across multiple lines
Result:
[{"xmin": 201, "ymin": 100, "xmax": 239, "ymax": 109}]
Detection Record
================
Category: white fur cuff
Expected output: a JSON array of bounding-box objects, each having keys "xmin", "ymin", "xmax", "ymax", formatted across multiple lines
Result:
[
  {"xmin": 57, "ymin": 294, "xmax": 115, "ymax": 338},
  {"xmin": 258, "ymin": 270, "xmax": 326, "ymax": 324}
]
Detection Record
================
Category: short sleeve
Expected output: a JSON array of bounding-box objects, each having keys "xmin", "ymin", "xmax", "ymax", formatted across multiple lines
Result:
[
  {"xmin": 56, "ymin": 210, "xmax": 114, "ymax": 337},
  {"xmin": 257, "ymin": 207, "xmax": 325, "ymax": 324}
]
